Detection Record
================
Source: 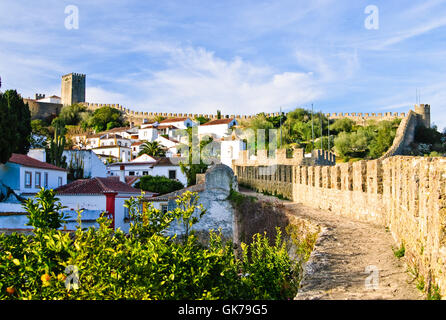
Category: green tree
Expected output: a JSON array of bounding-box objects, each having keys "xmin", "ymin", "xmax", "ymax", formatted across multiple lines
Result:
[
  {"xmin": 195, "ymin": 116, "xmax": 210, "ymax": 125},
  {"xmin": 0, "ymin": 90, "xmax": 32, "ymax": 163},
  {"xmin": 329, "ymin": 118, "xmax": 355, "ymax": 134},
  {"xmin": 0, "ymin": 90, "xmax": 31, "ymax": 163},
  {"xmin": 86, "ymin": 106, "xmax": 125, "ymax": 132},
  {"xmin": 56, "ymin": 104, "xmax": 90, "ymax": 126},
  {"xmin": 138, "ymin": 141, "xmax": 166, "ymax": 157}
]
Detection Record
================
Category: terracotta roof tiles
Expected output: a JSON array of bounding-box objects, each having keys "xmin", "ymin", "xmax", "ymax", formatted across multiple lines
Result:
[
  {"xmin": 55, "ymin": 177, "xmax": 141, "ymax": 195},
  {"xmin": 8, "ymin": 153, "xmax": 68, "ymax": 172}
]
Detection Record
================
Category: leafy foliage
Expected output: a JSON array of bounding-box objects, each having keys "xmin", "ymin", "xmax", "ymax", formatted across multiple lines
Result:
[
  {"xmin": 136, "ymin": 175, "xmax": 184, "ymax": 195},
  {"xmin": 138, "ymin": 141, "xmax": 166, "ymax": 157},
  {"xmin": 23, "ymin": 188, "xmax": 68, "ymax": 230},
  {"xmin": 333, "ymin": 119, "xmax": 400, "ymax": 161},
  {"xmin": 0, "ymin": 190, "xmax": 301, "ymax": 300},
  {"xmin": 0, "ymin": 90, "xmax": 32, "ymax": 163},
  {"xmin": 85, "ymin": 106, "xmax": 125, "ymax": 132}
]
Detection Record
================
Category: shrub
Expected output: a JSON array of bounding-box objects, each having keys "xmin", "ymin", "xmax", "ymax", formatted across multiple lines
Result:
[
  {"xmin": 136, "ymin": 175, "xmax": 184, "ymax": 195},
  {"xmin": 0, "ymin": 190, "xmax": 301, "ymax": 300}
]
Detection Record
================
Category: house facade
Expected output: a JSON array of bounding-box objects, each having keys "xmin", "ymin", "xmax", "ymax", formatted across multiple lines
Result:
[
  {"xmin": 0, "ymin": 153, "xmax": 68, "ymax": 197},
  {"xmin": 197, "ymin": 118, "xmax": 238, "ymax": 139},
  {"xmin": 55, "ymin": 176, "xmax": 151, "ymax": 232},
  {"xmin": 107, "ymin": 157, "xmax": 187, "ymax": 186}
]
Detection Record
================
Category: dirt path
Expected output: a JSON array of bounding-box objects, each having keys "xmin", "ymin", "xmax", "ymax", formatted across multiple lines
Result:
[{"xmin": 239, "ymin": 188, "xmax": 424, "ymax": 300}]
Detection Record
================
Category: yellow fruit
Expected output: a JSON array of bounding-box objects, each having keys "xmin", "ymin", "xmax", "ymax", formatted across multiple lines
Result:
[
  {"xmin": 41, "ymin": 273, "xmax": 51, "ymax": 282},
  {"xmin": 57, "ymin": 273, "xmax": 66, "ymax": 281}
]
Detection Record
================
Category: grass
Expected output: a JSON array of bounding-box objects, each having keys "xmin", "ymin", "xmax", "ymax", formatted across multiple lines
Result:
[
  {"xmin": 393, "ymin": 243, "xmax": 405, "ymax": 258},
  {"xmin": 227, "ymin": 189, "xmax": 256, "ymax": 208},
  {"xmin": 428, "ymin": 284, "xmax": 442, "ymax": 300}
]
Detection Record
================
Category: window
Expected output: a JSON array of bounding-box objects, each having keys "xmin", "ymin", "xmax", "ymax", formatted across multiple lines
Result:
[
  {"xmin": 44, "ymin": 173, "xmax": 48, "ymax": 188},
  {"xmin": 25, "ymin": 171, "xmax": 32, "ymax": 188},
  {"xmin": 35, "ymin": 172, "xmax": 41, "ymax": 188},
  {"xmin": 168, "ymin": 170, "xmax": 176, "ymax": 180},
  {"xmin": 143, "ymin": 171, "xmax": 148, "ymax": 176},
  {"xmin": 161, "ymin": 204, "xmax": 168, "ymax": 214},
  {"xmin": 58, "ymin": 177, "xmax": 63, "ymax": 187},
  {"xmin": 129, "ymin": 171, "xmax": 135, "ymax": 176}
]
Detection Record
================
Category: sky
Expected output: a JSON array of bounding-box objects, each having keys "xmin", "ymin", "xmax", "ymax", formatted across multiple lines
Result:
[{"xmin": 1, "ymin": 0, "xmax": 446, "ymax": 129}]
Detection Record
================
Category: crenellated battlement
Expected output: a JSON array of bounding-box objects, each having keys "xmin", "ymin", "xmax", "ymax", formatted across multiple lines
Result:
[
  {"xmin": 233, "ymin": 155, "xmax": 446, "ymax": 297},
  {"xmin": 82, "ymin": 101, "xmax": 414, "ymax": 126}
]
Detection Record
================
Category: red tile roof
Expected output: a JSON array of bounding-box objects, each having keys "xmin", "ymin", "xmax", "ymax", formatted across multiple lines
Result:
[
  {"xmin": 8, "ymin": 153, "xmax": 68, "ymax": 172},
  {"xmin": 200, "ymin": 118, "xmax": 235, "ymax": 126},
  {"xmin": 55, "ymin": 177, "xmax": 141, "ymax": 195}
]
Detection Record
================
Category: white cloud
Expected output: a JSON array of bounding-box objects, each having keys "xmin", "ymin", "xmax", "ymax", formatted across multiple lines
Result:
[{"xmin": 115, "ymin": 46, "xmax": 322, "ymax": 115}]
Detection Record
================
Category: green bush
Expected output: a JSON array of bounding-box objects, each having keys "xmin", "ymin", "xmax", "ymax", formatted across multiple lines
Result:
[
  {"xmin": 136, "ymin": 175, "xmax": 184, "ymax": 195},
  {"xmin": 0, "ymin": 190, "xmax": 300, "ymax": 300}
]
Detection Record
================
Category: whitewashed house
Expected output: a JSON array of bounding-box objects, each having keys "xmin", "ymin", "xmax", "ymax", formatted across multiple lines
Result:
[
  {"xmin": 220, "ymin": 139, "xmax": 246, "ymax": 167},
  {"xmin": 55, "ymin": 176, "xmax": 152, "ymax": 232},
  {"xmin": 198, "ymin": 118, "xmax": 238, "ymax": 139},
  {"xmin": 36, "ymin": 95, "xmax": 62, "ymax": 104},
  {"xmin": 63, "ymin": 150, "xmax": 107, "ymax": 178},
  {"xmin": 0, "ymin": 153, "xmax": 68, "ymax": 198},
  {"xmin": 92, "ymin": 145, "xmax": 131, "ymax": 163},
  {"xmin": 138, "ymin": 126, "xmax": 158, "ymax": 142},
  {"xmin": 131, "ymin": 141, "xmax": 144, "ymax": 158},
  {"xmin": 107, "ymin": 157, "xmax": 187, "ymax": 186},
  {"xmin": 99, "ymin": 133, "xmax": 132, "ymax": 148},
  {"xmin": 155, "ymin": 135, "xmax": 179, "ymax": 152},
  {"xmin": 159, "ymin": 117, "xmax": 197, "ymax": 130}
]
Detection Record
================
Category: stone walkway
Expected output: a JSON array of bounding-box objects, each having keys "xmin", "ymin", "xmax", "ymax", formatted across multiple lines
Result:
[{"xmin": 239, "ymin": 188, "xmax": 424, "ymax": 300}]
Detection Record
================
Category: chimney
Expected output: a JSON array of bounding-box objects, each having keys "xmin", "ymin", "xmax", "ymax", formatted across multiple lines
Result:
[{"xmin": 119, "ymin": 165, "xmax": 125, "ymax": 183}]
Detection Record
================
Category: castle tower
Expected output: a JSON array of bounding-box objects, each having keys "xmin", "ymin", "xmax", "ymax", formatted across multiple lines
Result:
[
  {"xmin": 414, "ymin": 104, "xmax": 431, "ymax": 128},
  {"xmin": 61, "ymin": 73, "xmax": 86, "ymax": 106}
]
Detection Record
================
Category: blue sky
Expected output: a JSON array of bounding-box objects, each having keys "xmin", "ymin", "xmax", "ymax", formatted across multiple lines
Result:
[{"xmin": 1, "ymin": 0, "xmax": 446, "ymax": 129}]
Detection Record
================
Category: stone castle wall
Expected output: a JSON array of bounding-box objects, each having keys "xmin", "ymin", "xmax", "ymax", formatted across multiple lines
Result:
[
  {"xmin": 24, "ymin": 98, "xmax": 62, "ymax": 120},
  {"xmin": 79, "ymin": 102, "xmax": 409, "ymax": 127},
  {"xmin": 233, "ymin": 154, "xmax": 446, "ymax": 296}
]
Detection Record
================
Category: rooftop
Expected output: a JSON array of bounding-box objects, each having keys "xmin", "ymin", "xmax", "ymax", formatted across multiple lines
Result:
[
  {"xmin": 8, "ymin": 153, "xmax": 68, "ymax": 172},
  {"xmin": 55, "ymin": 177, "xmax": 141, "ymax": 195}
]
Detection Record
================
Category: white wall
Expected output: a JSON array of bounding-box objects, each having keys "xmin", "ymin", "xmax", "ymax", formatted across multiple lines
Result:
[
  {"xmin": 63, "ymin": 150, "xmax": 107, "ymax": 178},
  {"xmin": 198, "ymin": 123, "xmax": 233, "ymax": 139},
  {"xmin": 220, "ymin": 140, "xmax": 245, "ymax": 167},
  {"xmin": 92, "ymin": 146, "xmax": 131, "ymax": 162},
  {"xmin": 27, "ymin": 149, "xmax": 46, "ymax": 162},
  {"xmin": 152, "ymin": 165, "xmax": 187, "ymax": 186},
  {"xmin": 138, "ymin": 128, "xmax": 158, "ymax": 142},
  {"xmin": 108, "ymin": 163, "xmax": 187, "ymax": 186},
  {"xmin": 58, "ymin": 194, "xmax": 107, "ymax": 211},
  {"xmin": 20, "ymin": 166, "xmax": 67, "ymax": 195}
]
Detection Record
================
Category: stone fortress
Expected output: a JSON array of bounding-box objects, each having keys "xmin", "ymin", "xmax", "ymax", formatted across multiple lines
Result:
[{"xmin": 27, "ymin": 73, "xmax": 431, "ymax": 130}]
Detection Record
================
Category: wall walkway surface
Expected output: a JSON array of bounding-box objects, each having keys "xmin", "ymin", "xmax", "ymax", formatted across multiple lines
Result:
[{"xmin": 233, "ymin": 155, "xmax": 446, "ymax": 297}]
